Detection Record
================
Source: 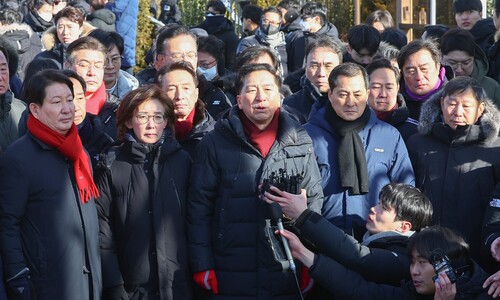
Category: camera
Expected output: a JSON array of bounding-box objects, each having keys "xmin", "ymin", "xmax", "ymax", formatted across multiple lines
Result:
[{"xmin": 430, "ymin": 250, "xmax": 457, "ymax": 284}]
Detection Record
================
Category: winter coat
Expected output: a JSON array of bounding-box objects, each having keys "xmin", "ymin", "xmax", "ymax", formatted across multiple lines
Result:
[
  {"xmin": 470, "ymin": 18, "xmax": 495, "ymax": 56},
  {"xmin": 95, "ymin": 131, "xmax": 193, "ymax": 299},
  {"xmin": 108, "ymin": 69, "xmax": 139, "ymax": 101},
  {"xmin": 96, "ymin": 101, "xmax": 119, "ymax": 140},
  {"xmin": 295, "ymin": 209, "xmax": 412, "ymax": 286},
  {"xmin": 399, "ymin": 66, "xmax": 453, "ymax": 120},
  {"xmin": 378, "ymin": 95, "xmax": 419, "ymax": 143},
  {"xmin": 0, "ymin": 133, "xmax": 102, "ymax": 300},
  {"xmin": 310, "ymin": 253, "xmax": 491, "ymax": 300},
  {"xmin": 0, "ymin": 91, "xmax": 26, "ymax": 154},
  {"xmin": 105, "ymin": 0, "xmax": 138, "ymax": 67},
  {"xmin": 407, "ymin": 90, "xmax": 500, "ymax": 272},
  {"xmin": 286, "ymin": 22, "xmax": 339, "ymax": 73},
  {"xmin": 187, "ymin": 106, "xmax": 324, "ymax": 299},
  {"xmin": 178, "ymin": 101, "xmax": 215, "ymax": 158},
  {"xmin": 0, "ymin": 23, "xmax": 42, "ymax": 81},
  {"xmin": 236, "ymin": 32, "xmax": 288, "ymax": 76},
  {"xmin": 78, "ymin": 114, "xmax": 114, "ymax": 167},
  {"xmin": 195, "ymin": 16, "xmax": 239, "ymax": 71},
  {"xmin": 488, "ymin": 29, "xmax": 500, "ymax": 84},
  {"xmin": 304, "ymin": 107, "xmax": 415, "ymax": 237},
  {"xmin": 470, "ymin": 44, "xmax": 500, "ymax": 109},
  {"xmin": 34, "ymin": 42, "xmax": 66, "ymax": 69},
  {"xmin": 23, "ymin": 9, "xmax": 53, "ymax": 38},
  {"xmin": 87, "ymin": 8, "xmax": 116, "ymax": 32},
  {"xmin": 283, "ymin": 76, "xmax": 328, "ymax": 124}
]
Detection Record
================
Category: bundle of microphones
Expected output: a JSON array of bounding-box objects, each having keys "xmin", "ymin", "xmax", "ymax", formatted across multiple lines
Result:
[{"xmin": 261, "ymin": 168, "xmax": 304, "ymax": 274}]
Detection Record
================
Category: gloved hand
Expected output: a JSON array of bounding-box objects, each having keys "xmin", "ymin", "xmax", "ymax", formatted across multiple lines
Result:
[
  {"xmin": 300, "ymin": 265, "xmax": 314, "ymax": 295},
  {"xmin": 7, "ymin": 273, "xmax": 30, "ymax": 300},
  {"xmin": 193, "ymin": 270, "xmax": 219, "ymax": 294},
  {"xmin": 104, "ymin": 284, "xmax": 129, "ymax": 300}
]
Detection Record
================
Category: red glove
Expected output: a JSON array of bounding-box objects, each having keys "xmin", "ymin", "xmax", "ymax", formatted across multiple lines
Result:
[
  {"xmin": 300, "ymin": 265, "xmax": 314, "ymax": 295},
  {"xmin": 193, "ymin": 270, "xmax": 219, "ymax": 294}
]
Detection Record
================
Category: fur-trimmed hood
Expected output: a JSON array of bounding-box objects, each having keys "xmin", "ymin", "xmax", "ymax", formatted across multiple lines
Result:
[
  {"xmin": 41, "ymin": 22, "xmax": 95, "ymax": 51},
  {"xmin": 0, "ymin": 23, "xmax": 34, "ymax": 37},
  {"xmin": 418, "ymin": 89, "xmax": 500, "ymax": 143}
]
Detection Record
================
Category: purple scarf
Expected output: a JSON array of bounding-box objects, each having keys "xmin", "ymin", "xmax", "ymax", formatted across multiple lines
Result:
[{"xmin": 404, "ymin": 66, "xmax": 446, "ymax": 102}]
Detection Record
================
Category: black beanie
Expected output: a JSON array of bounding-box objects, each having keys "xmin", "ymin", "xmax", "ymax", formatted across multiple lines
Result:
[{"xmin": 453, "ymin": 0, "xmax": 482, "ymax": 13}]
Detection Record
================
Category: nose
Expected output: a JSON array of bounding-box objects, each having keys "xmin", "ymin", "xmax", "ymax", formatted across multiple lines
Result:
[
  {"xmin": 410, "ymin": 263, "xmax": 419, "ymax": 276},
  {"xmin": 379, "ymin": 86, "xmax": 388, "ymax": 98},
  {"xmin": 316, "ymin": 65, "xmax": 326, "ymax": 77},
  {"xmin": 369, "ymin": 206, "xmax": 376, "ymax": 214},
  {"xmin": 414, "ymin": 68, "xmax": 425, "ymax": 81},
  {"xmin": 62, "ymin": 100, "xmax": 73, "ymax": 114},
  {"xmin": 174, "ymin": 87, "xmax": 184, "ymax": 99},
  {"xmin": 255, "ymin": 87, "xmax": 267, "ymax": 101},
  {"xmin": 106, "ymin": 58, "xmax": 114, "ymax": 68},
  {"xmin": 453, "ymin": 103, "xmax": 465, "ymax": 116}
]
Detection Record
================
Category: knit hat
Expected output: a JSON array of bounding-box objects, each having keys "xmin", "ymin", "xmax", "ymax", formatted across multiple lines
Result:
[{"xmin": 453, "ymin": 0, "xmax": 482, "ymax": 13}]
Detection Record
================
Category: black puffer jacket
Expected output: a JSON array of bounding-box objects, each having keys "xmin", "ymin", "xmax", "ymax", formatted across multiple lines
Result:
[
  {"xmin": 95, "ymin": 131, "xmax": 193, "ymax": 299},
  {"xmin": 34, "ymin": 42, "xmax": 66, "ymax": 69},
  {"xmin": 294, "ymin": 209, "xmax": 411, "ymax": 287},
  {"xmin": 377, "ymin": 95, "xmax": 418, "ymax": 143},
  {"xmin": 470, "ymin": 18, "xmax": 495, "ymax": 56},
  {"xmin": 178, "ymin": 101, "xmax": 215, "ymax": 159},
  {"xmin": 311, "ymin": 254, "xmax": 491, "ymax": 300},
  {"xmin": 407, "ymin": 91, "xmax": 500, "ymax": 272},
  {"xmin": 187, "ymin": 107, "xmax": 324, "ymax": 299},
  {"xmin": 283, "ymin": 76, "xmax": 328, "ymax": 124}
]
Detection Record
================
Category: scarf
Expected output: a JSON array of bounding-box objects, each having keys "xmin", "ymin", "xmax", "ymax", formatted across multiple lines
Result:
[
  {"xmin": 85, "ymin": 83, "xmax": 107, "ymax": 115},
  {"xmin": 326, "ymin": 105, "xmax": 371, "ymax": 195},
  {"xmin": 375, "ymin": 102, "xmax": 398, "ymax": 121},
  {"xmin": 174, "ymin": 107, "xmax": 196, "ymax": 141},
  {"xmin": 27, "ymin": 114, "xmax": 99, "ymax": 203},
  {"xmin": 255, "ymin": 28, "xmax": 286, "ymax": 50},
  {"xmin": 404, "ymin": 66, "xmax": 446, "ymax": 102},
  {"xmin": 239, "ymin": 109, "xmax": 280, "ymax": 158}
]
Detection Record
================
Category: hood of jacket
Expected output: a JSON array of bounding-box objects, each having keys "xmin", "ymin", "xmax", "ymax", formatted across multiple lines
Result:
[
  {"xmin": 471, "ymin": 43, "xmax": 490, "ymax": 81},
  {"xmin": 308, "ymin": 22, "xmax": 339, "ymax": 39},
  {"xmin": 0, "ymin": 24, "xmax": 35, "ymax": 55},
  {"xmin": 187, "ymin": 102, "xmax": 215, "ymax": 141},
  {"xmin": 418, "ymin": 89, "xmax": 500, "ymax": 143},
  {"xmin": 41, "ymin": 22, "xmax": 95, "ymax": 51},
  {"xmin": 87, "ymin": 9, "xmax": 115, "ymax": 32},
  {"xmin": 282, "ymin": 16, "xmax": 302, "ymax": 34},
  {"xmin": 0, "ymin": 36, "xmax": 19, "ymax": 79},
  {"xmin": 470, "ymin": 18, "xmax": 496, "ymax": 44}
]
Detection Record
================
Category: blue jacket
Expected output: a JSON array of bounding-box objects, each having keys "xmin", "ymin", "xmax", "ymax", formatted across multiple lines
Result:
[
  {"xmin": 105, "ymin": 0, "xmax": 138, "ymax": 68},
  {"xmin": 304, "ymin": 107, "xmax": 415, "ymax": 236}
]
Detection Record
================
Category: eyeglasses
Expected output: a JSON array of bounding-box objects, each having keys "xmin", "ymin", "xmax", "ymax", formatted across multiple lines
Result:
[
  {"xmin": 106, "ymin": 55, "xmax": 122, "ymax": 66},
  {"xmin": 159, "ymin": 51, "xmax": 198, "ymax": 60},
  {"xmin": 198, "ymin": 59, "xmax": 217, "ymax": 69},
  {"xmin": 136, "ymin": 114, "xmax": 166, "ymax": 124},
  {"xmin": 444, "ymin": 58, "xmax": 473, "ymax": 69}
]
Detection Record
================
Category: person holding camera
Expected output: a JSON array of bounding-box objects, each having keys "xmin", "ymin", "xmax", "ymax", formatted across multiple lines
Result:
[
  {"xmin": 186, "ymin": 63, "xmax": 323, "ymax": 299},
  {"xmin": 279, "ymin": 226, "xmax": 491, "ymax": 299}
]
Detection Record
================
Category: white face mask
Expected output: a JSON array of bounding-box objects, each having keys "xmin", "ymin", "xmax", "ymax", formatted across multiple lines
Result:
[
  {"xmin": 299, "ymin": 19, "xmax": 311, "ymax": 32},
  {"xmin": 198, "ymin": 65, "xmax": 217, "ymax": 81},
  {"xmin": 38, "ymin": 12, "xmax": 53, "ymax": 22}
]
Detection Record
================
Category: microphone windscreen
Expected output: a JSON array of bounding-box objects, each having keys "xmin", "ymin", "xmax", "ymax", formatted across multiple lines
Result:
[{"xmin": 270, "ymin": 202, "xmax": 283, "ymax": 221}]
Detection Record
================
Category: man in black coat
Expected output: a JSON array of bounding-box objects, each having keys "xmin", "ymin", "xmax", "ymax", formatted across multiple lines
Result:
[
  {"xmin": 156, "ymin": 60, "xmax": 215, "ymax": 158},
  {"xmin": 187, "ymin": 63, "xmax": 323, "ymax": 299}
]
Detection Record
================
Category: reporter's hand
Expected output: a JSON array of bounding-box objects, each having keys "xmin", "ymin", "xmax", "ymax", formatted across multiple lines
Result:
[
  {"xmin": 7, "ymin": 273, "xmax": 30, "ymax": 300},
  {"xmin": 262, "ymin": 187, "xmax": 307, "ymax": 219},
  {"xmin": 483, "ymin": 270, "xmax": 500, "ymax": 298},
  {"xmin": 193, "ymin": 270, "xmax": 219, "ymax": 294},
  {"xmin": 277, "ymin": 229, "xmax": 315, "ymax": 268},
  {"xmin": 492, "ymin": 237, "xmax": 500, "ymax": 263},
  {"xmin": 434, "ymin": 272, "xmax": 456, "ymax": 300}
]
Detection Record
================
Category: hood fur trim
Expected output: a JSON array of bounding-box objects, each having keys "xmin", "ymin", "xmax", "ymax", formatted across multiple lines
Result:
[
  {"xmin": 418, "ymin": 89, "xmax": 500, "ymax": 143},
  {"xmin": 41, "ymin": 22, "xmax": 95, "ymax": 51},
  {"xmin": 0, "ymin": 23, "xmax": 34, "ymax": 37}
]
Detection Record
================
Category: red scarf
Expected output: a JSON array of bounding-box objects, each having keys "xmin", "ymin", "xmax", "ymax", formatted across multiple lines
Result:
[
  {"xmin": 85, "ymin": 83, "xmax": 107, "ymax": 115},
  {"xmin": 375, "ymin": 103, "xmax": 398, "ymax": 121},
  {"xmin": 239, "ymin": 109, "xmax": 280, "ymax": 158},
  {"xmin": 27, "ymin": 114, "xmax": 100, "ymax": 204},
  {"xmin": 174, "ymin": 108, "xmax": 196, "ymax": 141}
]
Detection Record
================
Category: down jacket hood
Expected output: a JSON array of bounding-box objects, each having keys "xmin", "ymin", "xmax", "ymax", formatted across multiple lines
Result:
[
  {"xmin": 0, "ymin": 23, "xmax": 35, "ymax": 55},
  {"xmin": 418, "ymin": 89, "xmax": 500, "ymax": 143},
  {"xmin": 41, "ymin": 22, "xmax": 95, "ymax": 51},
  {"xmin": 0, "ymin": 36, "xmax": 19, "ymax": 79}
]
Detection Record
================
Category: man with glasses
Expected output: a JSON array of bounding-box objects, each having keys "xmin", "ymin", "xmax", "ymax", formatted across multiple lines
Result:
[
  {"xmin": 156, "ymin": 60, "xmax": 215, "ymax": 158},
  {"xmin": 137, "ymin": 24, "xmax": 232, "ymax": 119},
  {"xmin": 237, "ymin": 6, "xmax": 288, "ymax": 76},
  {"xmin": 440, "ymin": 28, "xmax": 500, "ymax": 108},
  {"xmin": 285, "ymin": 2, "xmax": 339, "ymax": 73}
]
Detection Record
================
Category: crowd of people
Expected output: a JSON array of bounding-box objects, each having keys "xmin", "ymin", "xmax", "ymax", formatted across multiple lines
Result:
[{"xmin": 1, "ymin": 0, "xmax": 500, "ymax": 299}]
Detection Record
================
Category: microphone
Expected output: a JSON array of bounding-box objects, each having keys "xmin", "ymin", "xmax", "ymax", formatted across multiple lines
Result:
[{"xmin": 270, "ymin": 202, "xmax": 296, "ymax": 273}]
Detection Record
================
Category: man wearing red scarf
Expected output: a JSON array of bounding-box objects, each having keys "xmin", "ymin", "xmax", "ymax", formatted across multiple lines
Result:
[
  {"xmin": 66, "ymin": 36, "xmax": 108, "ymax": 116},
  {"xmin": 157, "ymin": 60, "xmax": 215, "ymax": 158},
  {"xmin": 187, "ymin": 63, "xmax": 323, "ymax": 299}
]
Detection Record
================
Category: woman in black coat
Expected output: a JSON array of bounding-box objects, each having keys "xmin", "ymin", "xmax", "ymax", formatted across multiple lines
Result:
[{"xmin": 95, "ymin": 85, "xmax": 193, "ymax": 300}]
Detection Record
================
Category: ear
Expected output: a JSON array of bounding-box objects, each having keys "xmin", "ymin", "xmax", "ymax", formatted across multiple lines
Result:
[
  {"xmin": 346, "ymin": 44, "xmax": 354, "ymax": 55},
  {"xmin": 125, "ymin": 119, "xmax": 133, "ymax": 129},
  {"xmin": 477, "ymin": 101, "xmax": 486, "ymax": 118},
  {"xmin": 29, "ymin": 103, "xmax": 40, "ymax": 118},
  {"xmin": 236, "ymin": 94, "xmax": 242, "ymax": 109},
  {"xmin": 64, "ymin": 61, "xmax": 71, "ymax": 70},
  {"xmin": 397, "ymin": 220, "xmax": 412, "ymax": 233}
]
